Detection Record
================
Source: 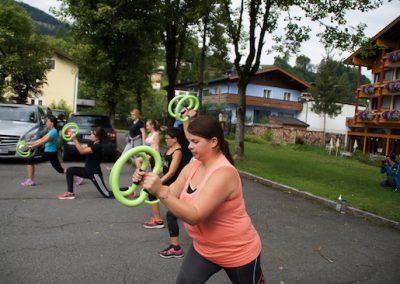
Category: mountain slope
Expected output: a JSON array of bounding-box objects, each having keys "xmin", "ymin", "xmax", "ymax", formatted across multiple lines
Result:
[{"xmin": 16, "ymin": 1, "xmax": 68, "ymax": 36}]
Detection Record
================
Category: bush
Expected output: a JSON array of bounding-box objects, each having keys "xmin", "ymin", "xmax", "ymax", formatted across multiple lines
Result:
[
  {"xmin": 244, "ymin": 134, "xmax": 267, "ymax": 144},
  {"xmin": 262, "ymin": 129, "xmax": 273, "ymax": 142}
]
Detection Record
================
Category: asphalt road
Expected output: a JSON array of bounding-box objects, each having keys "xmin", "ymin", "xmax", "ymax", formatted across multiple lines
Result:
[{"xmin": 1, "ymin": 134, "xmax": 400, "ymax": 283}]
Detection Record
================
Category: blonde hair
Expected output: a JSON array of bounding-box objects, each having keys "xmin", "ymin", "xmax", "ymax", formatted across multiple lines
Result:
[{"xmin": 130, "ymin": 109, "xmax": 141, "ymax": 117}]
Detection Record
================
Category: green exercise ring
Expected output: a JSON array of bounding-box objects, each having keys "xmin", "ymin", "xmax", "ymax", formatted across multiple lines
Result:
[
  {"xmin": 109, "ymin": 145, "xmax": 162, "ymax": 207},
  {"xmin": 168, "ymin": 94, "xmax": 199, "ymax": 122},
  {"xmin": 61, "ymin": 122, "xmax": 80, "ymax": 141},
  {"xmin": 16, "ymin": 140, "xmax": 32, "ymax": 158}
]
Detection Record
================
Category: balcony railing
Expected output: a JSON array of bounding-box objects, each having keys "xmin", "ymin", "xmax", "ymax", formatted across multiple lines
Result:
[
  {"xmin": 385, "ymin": 49, "xmax": 400, "ymax": 66},
  {"xmin": 202, "ymin": 93, "xmax": 303, "ymax": 111}
]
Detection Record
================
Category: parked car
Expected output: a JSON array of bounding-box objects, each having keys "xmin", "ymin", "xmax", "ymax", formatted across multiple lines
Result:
[
  {"xmin": 51, "ymin": 109, "xmax": 68, "ymax": 128},
  {"xmin": 0, "ymin": 103, "xmax": 49, "ymax": 159},
  {"xmin": 62, "ymin": 113, "xmax": 118, "ymax": 162}
]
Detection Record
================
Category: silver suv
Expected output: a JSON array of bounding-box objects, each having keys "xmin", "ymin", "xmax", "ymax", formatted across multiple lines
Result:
[{"xmin": 0, "ymin": 103, "xmax": 49, "ymax": 158}]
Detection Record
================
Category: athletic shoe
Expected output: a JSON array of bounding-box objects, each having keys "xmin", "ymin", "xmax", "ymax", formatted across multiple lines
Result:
[
  {"xmin": 159, "ymin": 245, "xmax": 184, "ymax": 258},
  {"xmin": 21, "ymin": 178, "xmax": 35, "ymax": 186},
  {"xmin": 57, "ymin": 192, "xmax": 75, "ymax": 200},
  {"xmin": 143, "ymin": 217, "xmax": 165, "ymax": 229},
  {"xmin": 74, "ymin": 176, "xmax": 84, "ymax": 186}
]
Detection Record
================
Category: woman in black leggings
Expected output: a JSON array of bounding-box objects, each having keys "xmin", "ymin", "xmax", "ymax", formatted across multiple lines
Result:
[{"xmin": 57, "ymin": 127, "xmax": 112, "ymax": 200}]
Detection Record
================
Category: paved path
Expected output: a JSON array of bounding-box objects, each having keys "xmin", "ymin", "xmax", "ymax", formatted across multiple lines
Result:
[{"xmin": 1, "ymin": 158, "xmax": 400, "ymax": 283}]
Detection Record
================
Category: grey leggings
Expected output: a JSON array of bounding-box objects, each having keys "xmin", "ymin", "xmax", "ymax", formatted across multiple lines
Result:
[{"xmin": 176, "ymin": 244, "xmax": 264, "ymax": 284}]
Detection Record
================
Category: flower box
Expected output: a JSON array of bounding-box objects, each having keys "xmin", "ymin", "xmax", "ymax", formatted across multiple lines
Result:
[
  {"xmin": 358, "ymin": 110, "xmax": 374, "ymax": 121},
  {"xmin": 384, "ymin": 80, "xmax": 400, "ymax": 93},
  {"xmin": 381, "ymin": 110, "xmax": 400, "ymax": 121},
  {"xmin": 361, "ymin": 84, "xmax": 375, "ymax": 95}
]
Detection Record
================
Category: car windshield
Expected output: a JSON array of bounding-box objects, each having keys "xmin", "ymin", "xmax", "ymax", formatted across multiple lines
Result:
[
  {"xmin": 52, "ymin": 110, "xmax": 65, "ymax": 117},
  {"xmin": 70, "ymin": 116, "xmax": 111, "ymax": 127},
  {"xmin": 0, "ymin": 106, "xmax": 37, "ymax": 123}
]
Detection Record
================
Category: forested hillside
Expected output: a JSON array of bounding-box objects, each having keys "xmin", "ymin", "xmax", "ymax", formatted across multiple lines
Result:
[{"xmin": 16, "ymin": 1, "xmax": 68, "ymax": 36}]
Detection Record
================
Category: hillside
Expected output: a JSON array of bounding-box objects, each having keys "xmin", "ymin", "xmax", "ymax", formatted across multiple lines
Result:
[{"xmin": 16, "ymin": 1, "xmax": 68, "ymax": 37}]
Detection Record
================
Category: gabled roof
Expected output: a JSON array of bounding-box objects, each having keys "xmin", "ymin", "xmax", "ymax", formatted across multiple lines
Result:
[
  {"xmin": 175, "ymin": 66, "xmax": 310, "ymax": 90},
  {"xmin": 270, "ymin": 116, "xmax": 309, "ymax": 128},
  {"xmin": 344, "ymin": 16, "xmax": 400, "ymax": 66}
]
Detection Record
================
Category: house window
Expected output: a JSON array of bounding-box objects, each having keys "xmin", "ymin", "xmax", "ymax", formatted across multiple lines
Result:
[
  {"xmin": 278, "ymin": 112, "xmax": 294, "ymax": 118},
  {"xmin": 203, "ymin": 89, "xmax": 209, "ymax": 96},
  {"xmin": 384, "ymin": 70, "xmax": 393, "ymax": 81},
  {"xmin": 47, "ymin": 59, "xmax": 55, "ymax": 69},
  {"xmin": 284, "ymin": 92, "xmax": 291, "ymax": 101},
  {"xmin": 263, "ymin": 89, "xmax": 271, "ymax": 98},
  {"xmin": 395, "ymin": 68, "xmax": 400, "ymax": 80},
  {"xmin": 394, "ymin": 96, "xmax": 400, "ymax": 109},
  {"xmin": 373, "ymin": 73, "xmax": 380, "ymax": 83},
  {"xmin": 382, "ymin": 97, "xmax": 391, "ymax": 109}
]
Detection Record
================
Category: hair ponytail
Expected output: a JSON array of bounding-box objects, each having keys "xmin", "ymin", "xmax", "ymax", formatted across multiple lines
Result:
[{"xmin": 220, "ymin": 139, "xmax": 234, "ymax": 165}]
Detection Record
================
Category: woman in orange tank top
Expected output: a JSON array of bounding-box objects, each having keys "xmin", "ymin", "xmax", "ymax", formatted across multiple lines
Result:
[{"xmin": 135, "ymin": 112, "xmax": 265, "ymax": 284}]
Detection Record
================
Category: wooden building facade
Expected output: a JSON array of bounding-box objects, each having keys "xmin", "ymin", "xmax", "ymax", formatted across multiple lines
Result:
[{"xmin": 344, "ymin": 16, "xmax": 400, "ymax": 156}]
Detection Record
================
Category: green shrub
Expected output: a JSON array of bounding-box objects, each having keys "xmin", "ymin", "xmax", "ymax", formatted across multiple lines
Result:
[{"xmin": 244, "ymin": 134, "xmax": 267, "ymax": 144}]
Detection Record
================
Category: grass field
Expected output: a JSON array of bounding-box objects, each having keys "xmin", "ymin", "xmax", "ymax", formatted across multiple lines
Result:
[{"xmin": 231, "ymin": 141, "xmax": 400, "ymax": 222}]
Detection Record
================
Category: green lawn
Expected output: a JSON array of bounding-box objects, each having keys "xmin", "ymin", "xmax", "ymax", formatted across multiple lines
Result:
[{"xmin": 231, "ymin": 141, "xmax": 400, "ymax": 222}]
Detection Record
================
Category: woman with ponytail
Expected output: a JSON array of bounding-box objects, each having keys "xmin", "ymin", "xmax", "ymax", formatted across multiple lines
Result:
[{"xmin": 134, "ymin": 111, "xmax": 264, "ymax": 283}]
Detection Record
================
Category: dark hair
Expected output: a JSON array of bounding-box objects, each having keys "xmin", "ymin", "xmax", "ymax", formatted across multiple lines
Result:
[
  {"xmin": 165, "ymin": 127, "xmax": 181, "ymax": 139},
  {"xmin": 93, "ymin": 127, "xmax": 106, "ymax": 142},
  {"xmin": 47, "ymin": 115, "xmax": 57, "ymax": 126},
  {"xmin": 187, "ymin": 116, "xmax": 234, "ymax": 165},
  {"xmin": 389, "ymin": 153, "xmax": 397, "ymax": 162}
]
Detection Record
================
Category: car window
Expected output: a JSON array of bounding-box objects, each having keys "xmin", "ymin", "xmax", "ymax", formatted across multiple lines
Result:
[
  {"xmin": 70, "ymin": 116, "xmax": 111, "ymax": 127},
  {"xmin": 0, "ymin": 106, "xmax": 38, "ymax": 123}
]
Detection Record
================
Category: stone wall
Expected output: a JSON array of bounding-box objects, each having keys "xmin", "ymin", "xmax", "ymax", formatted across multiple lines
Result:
[{"xmin": 245, "ymin": 124, "xmax": 346, "ymax": 146}]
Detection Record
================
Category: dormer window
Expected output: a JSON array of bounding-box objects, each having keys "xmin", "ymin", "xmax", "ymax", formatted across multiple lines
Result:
[{"xmin": 284, "ymin": 92, "xmax": 291, "ymax": 101}]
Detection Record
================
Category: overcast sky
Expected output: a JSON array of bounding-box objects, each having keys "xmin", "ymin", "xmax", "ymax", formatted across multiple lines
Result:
[{"xmin": 20, "ymin": 0, "xmax": 400, "ymax": 68}]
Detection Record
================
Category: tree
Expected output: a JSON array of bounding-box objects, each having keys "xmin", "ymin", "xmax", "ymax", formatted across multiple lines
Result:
[
  {"xmin": 309, "ymin": 57, "xmax": 346, "ymax": 144},
  {"xmin": 58, "ymin": 0, "xmax": 160, "ymax": 120},
  {"xmin": 221, "ymin": 0, "xmax": 383, "ymax": 160},
  {"xmin": 0, "ymin": 0, "xmax": 51, "ymax": 103}
]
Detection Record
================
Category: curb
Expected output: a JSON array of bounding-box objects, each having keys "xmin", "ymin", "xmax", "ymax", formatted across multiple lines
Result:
[{"xmin": 239, "ymin": 170, "xmax": 400, "ymax": 231}]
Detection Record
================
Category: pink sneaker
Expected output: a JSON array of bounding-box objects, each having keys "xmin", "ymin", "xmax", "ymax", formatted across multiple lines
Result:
[
  {"xmin": 74, "ymin": 176, "xmax": 84, "ymax": 185},
  {"xmin": 58, "ymin": 192, "xmax": 75, "ymax": 200},
  {"xmin": 21, "ymin": 178, "xmax": 35, "ymax": 186}
]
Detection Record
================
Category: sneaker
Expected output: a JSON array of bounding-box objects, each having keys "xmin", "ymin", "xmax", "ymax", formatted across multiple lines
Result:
[
  {"xmin": 21, "ymin": 178, "xmax": 35, "ymax": 186},
  {"xmin": 143, "ymin": 217, "xmax": 165, "ymax": 229},
  {"xmin": 74, "ymin": 176, "xmax": 84, "ymax": 186},
  {"xmin": 128, "ymin": 191, "xmax": 138, "ymax": 199},
  {"xmin": 159, "ymin": 245, "xmax": 184, "ymax": 258},
  {"xmin": 58, "ymin": 192, "xmax": 75, "ymax": 200}
]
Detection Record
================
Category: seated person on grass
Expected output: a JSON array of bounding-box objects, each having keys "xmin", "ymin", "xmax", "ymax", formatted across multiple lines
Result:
[{"xmin": 380, "ymin": 153, "xmax": 399, "ymax": 191}]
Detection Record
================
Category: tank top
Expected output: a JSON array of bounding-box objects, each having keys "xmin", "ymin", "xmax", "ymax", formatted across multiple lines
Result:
[
  {"xmin": 144, "ymin": 132, "xmax": 157, "ymax": 147},
  {"xmin": 179, "ymin": 155, "xmax": 262, "ymax": 267},
  {"xmin": 163, "ymin": 148, "xmax": 182, "ymax": 186}
]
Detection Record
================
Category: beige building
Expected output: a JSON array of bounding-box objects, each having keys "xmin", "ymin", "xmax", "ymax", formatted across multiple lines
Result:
[{"xmin": 30, "ymin": 51, "xmax": 79, "ymax": 112}]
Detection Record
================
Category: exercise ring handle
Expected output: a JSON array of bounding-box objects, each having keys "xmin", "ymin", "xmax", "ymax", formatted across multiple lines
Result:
[
  {"xmin": 168, "ymin": 94, "xmax": 199, "ymax": 122},
  {"xmin": 61, "ymin": 122, "xmax": 80, "ymax": 141},
  {"xmin": 109, "ymin": 146, "xmax": 162, "ymax": 207},
  {"xmin": 16, "ymin": 140, "xmax": 32, "ymax": 158}
]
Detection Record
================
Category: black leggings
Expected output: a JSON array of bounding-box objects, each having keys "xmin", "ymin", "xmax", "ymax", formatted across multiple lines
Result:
[
  {"xmin": 176, "ymin": 245, "xmax": 264, "ymax": 284},
  {"xmin": 166, "ymin": 210, "xmax": 179, "ymax": 237},
  {"xmin": 27, "ymin": 152, "xmax": 64, "ymax": 174},
  {"xmin": 66, "ymin": 167, "xmax": 112, "ymax": 198}
]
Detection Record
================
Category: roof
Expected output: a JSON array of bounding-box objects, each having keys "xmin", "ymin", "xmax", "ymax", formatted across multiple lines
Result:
[
  {"xmin": 54, "ymin": 50, "xmax": 75, "ymax": 63},
  {"xmin": 344, "ymin": 16, "xmax": 400, "ymax": 65},
  {"xmin": 176, "ymin": 66, "xmax": 310, "ymax": 90},
  {"xmin": 270, "ymin": 116, "xmax": 309, "ymax": 128}
]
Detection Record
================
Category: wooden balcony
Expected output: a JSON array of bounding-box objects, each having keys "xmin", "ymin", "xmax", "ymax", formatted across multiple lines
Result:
[
  {"xmin": 202, "ymin": 93, "xmax": 303, "ymax": 111},
  {"xmin": 348, "ymin": 110, "xmax": 400, "ymax": 127}
]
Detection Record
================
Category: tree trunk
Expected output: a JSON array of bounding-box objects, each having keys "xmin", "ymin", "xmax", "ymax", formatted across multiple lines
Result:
[
  {"xmin": 323, "ymin": 113, "xmax": 326, "ymax": 145},
  {"xmin": 234, "ymin": 80, "xmax": 247, "ymax": 160},
  {"xmin": 197, "ymin": 15, "xmax": 209, "ymax": 110}
]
